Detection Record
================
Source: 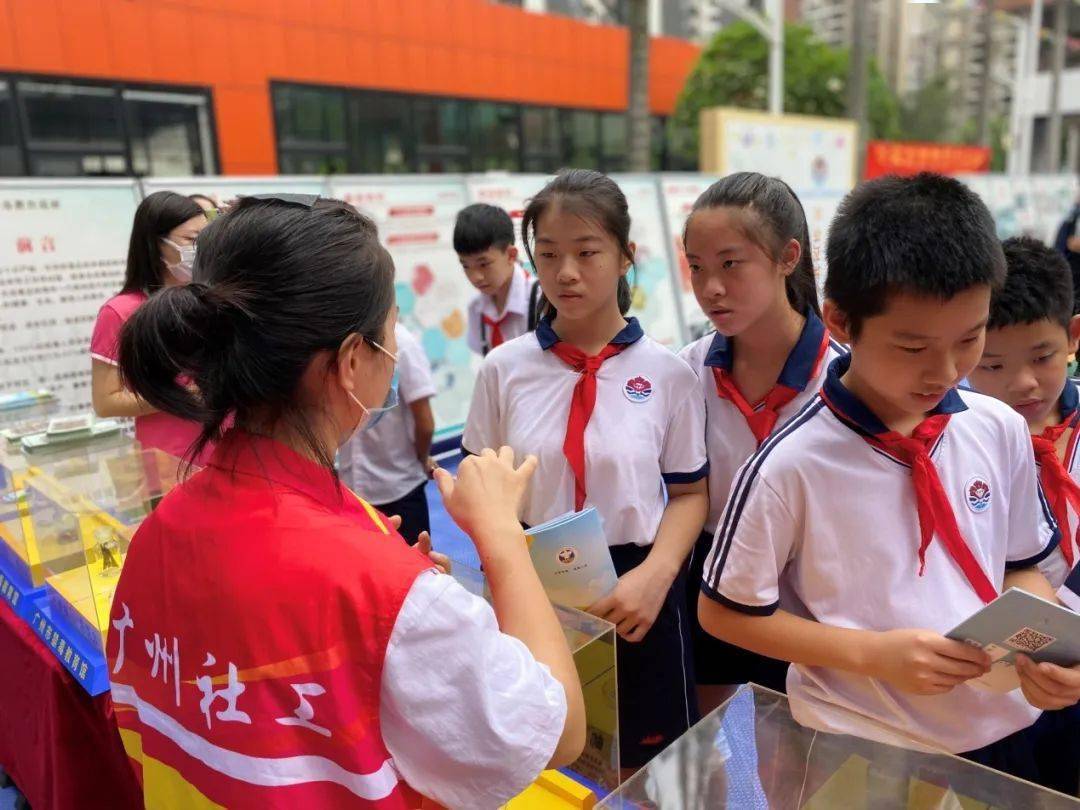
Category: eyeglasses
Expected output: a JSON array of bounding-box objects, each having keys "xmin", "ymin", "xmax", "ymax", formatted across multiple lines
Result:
[{"xmin": 365, "ymin": 337, "xmax": 397, "ymax": 364}]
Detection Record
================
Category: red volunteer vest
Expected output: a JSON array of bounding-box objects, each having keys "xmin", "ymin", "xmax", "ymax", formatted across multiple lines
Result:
[{"xmin": 106, "ymin": 432, "xmax": 431, "ymax": 808}]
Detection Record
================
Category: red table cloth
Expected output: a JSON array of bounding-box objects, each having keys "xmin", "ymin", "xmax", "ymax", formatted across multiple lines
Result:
[{"xmin": 0, "ymin": 603, "xmax": 141, "ymax": 809}]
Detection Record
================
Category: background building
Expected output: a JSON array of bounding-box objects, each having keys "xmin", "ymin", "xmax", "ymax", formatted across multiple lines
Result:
[
  {"xmin": 797, "ymin": 0, "xmax": 1022, "ymax": 132},
  {"xmin": 0, "ymin": 0, "xmax": 700, "ymax": 177},
  {"xmin": 1000, "ymin": 0, "xmax": 1080, "ymax": 172}
]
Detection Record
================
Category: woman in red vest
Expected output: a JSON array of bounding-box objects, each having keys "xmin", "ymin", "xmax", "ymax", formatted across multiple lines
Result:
[{"xmin": 104, "ymin": 195, "xmax": 584, "ymax": 809}]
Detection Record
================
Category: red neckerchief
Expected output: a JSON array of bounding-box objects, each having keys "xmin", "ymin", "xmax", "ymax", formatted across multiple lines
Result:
[{"xmin": 712, "ymin": 329, "xmax": 831, "ymax": 446}]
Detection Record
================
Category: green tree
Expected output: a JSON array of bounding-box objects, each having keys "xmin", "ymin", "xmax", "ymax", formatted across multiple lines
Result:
[
  {"xmin": 898, "ymin": 73, "xmax": 960, "ymax": 143},
  {"xmin": 669, "ymin": 22, "xmax": 901, "ymax": 168}
]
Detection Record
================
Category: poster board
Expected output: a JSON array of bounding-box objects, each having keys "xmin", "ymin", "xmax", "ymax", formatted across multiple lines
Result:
[
  {"xmin": 698, "ymin": 108, "xmax": 858, "ymax": 306},
  {"xmin": 0, "ymin": 179, "xmax": 142, "ymax": 412},
  {"xmin": 328, "ymin": 175, "xmax": 477, "ymax": 432},
  {"xmin": 659, "ymin": 174, "xmax": 719, "ymax": 341},
  {"xmin": 957, "ymin": 173, "xmax": 1042, "ymax": 241},
  {"xmin": 1029, "ymin": 174, "xmax": 1079, "ymax": 244},
  {"xmin": 140, "ymin": 176, "xmax": 326, "ymax": 209}
]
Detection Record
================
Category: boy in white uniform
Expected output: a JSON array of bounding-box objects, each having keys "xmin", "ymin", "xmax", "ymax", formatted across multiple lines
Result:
[
  {"xmin": 344, "ymin": 322, "xmax": 437, "ymax": 544},
  {"xmin": 455, "ymin": 203, "xmax": 540, "ymax": 355},
  {"xmin": 699, "ymin": 173, "xmax": 1080, "ymax": 795},
  {"xmin": 968, "ymin": 237, "xmax": 1080, "ymax": 607}
]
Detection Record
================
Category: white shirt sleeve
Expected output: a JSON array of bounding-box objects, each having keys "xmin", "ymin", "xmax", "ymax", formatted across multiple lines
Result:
[
  {"xmin": 704, "ymin": 466, "xmax": 797, "ymax": 614},
  {"xmin": 1004, "ymin": 414, "xmax": 1061, "ymax": 574},
  {"xmin": 466, "ymin": 297, "xmax": 485, "ymax": 356},
  {"xmin": 380, "ymin": 571, "xmax": 567, "ymax": 810},
  {"xmin": 461, "ymin": 360, "xmax": 501, "ymax": 456},
  {"xmin": 660, "ymin": 364, "xmax": 709, "ymax": 482},
  {"xmin": 395, "ymin": 326, "xmax": 437, "ymax": 406}
]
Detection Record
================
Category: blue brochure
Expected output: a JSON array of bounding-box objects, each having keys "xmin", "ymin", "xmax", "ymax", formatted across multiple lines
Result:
[{"xmin": 525, "ymin": 507, "xmax": 618, "ymax": 610}]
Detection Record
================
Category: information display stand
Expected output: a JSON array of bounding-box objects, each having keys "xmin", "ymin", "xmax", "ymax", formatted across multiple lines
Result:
[
  {"xmin": 453, "ymin": 562, "xmax": 620, "ymax": 797},
  {"xmin": 22, "ymin": 443, "xmax": 182, "ymax": 694}
]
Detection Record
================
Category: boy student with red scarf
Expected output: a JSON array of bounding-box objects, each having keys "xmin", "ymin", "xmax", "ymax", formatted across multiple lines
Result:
[
  {"xmin": 698, "ymin": 174, "xmax": 1080, "ymax": 795},
  {"xmin": 968, "ymin": 236, "xmax": 1080, "ymax": 610},
  {"xmin": 455, "ymin": 203, "xmax": 541, "ymax": 356}
]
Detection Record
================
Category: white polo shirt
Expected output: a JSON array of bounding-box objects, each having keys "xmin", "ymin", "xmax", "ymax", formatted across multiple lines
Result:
[
  {"xmin": 678, "ymin": 311, "xmax": 847, "ymax": 534},
  {"xmin": 462, "ymin": 317, "xmax": 709, "ymax": 547},
  {"xmin": 344, "ymin": 324, "xmax": 437, "ymax": 505},
  {"xmin": 466, "ymin": 266, "xmax": 540, "ymax": 356},
  {"xmin": 703, "ymin": 355, "xmax": 1058, "ymax": 753},
  {"xmin": 1028, "ymin": 380, "xmax": 1080, "ymax": 596}
]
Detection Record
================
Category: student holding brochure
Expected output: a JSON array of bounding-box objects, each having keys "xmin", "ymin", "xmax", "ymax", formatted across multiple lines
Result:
[{"xmin": 463, "ymin": 169, "xmax": 709, "ymax": 773}]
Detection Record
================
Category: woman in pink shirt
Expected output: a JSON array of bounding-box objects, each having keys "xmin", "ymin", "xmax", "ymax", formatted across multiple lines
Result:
[{"xmin": 90, "ymin": 191, "xmax": 211, "ymax": 462}]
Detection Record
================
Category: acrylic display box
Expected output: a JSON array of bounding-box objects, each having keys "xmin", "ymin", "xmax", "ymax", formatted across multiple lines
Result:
[
  {"xmin": 0, "ymin": 430, "xmax": 129, "ymax": 621},
  {"xmin": 599, "ymin": 684, "xmax": 1080, "ymax": 809},
  {"xmin": 453, "ymin": 562, "xmax": 620, "ymax": 799},
  {"xmin": 21, "ymin": 444, "xmax": 182, "ymax": 694}
]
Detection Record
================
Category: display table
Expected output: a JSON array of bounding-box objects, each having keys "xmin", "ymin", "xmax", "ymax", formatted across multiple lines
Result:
[
  {"xmin": 0, "ymin": 601, "xmax": 140, "ymax": 809},
  {"xmin": 600, "ymin": 685, "xmax": 1079, "ymax": 809}
]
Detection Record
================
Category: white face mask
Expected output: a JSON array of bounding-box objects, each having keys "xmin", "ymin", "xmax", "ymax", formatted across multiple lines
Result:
[
  {"xmin": 343, "ymin": 338, "xmax": 399, "ymax": 443},
  {"xmin": 161, "ymin": 238, "xmax": 196, "ymax": 281}
]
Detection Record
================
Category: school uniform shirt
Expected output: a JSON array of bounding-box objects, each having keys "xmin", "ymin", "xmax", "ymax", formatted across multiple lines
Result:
[
  {"xmin": 90, "ymin": 291, "xmax": 210, "ymax": 464},
  {"xmin": 466, "ymin": 266, "xmax": 539, "ymax": 356},
  {"xmin": 678, "ymin": 311, "xmax": 846, "ymax": 534},
  {"xmin": 1025, "ymin": 377, "xmax": 1080, "ymax": 600},
  {"xmin": 702, "ymin": 355, "xmax": 1059, "ymax": 754},
  {"xmin": 344, "ymin": 324, "xmax": 437, "ymax": 505},
  {"xmin": 462, "ymin": 316, "xmax": 708, "ymax": 546},
  {"xmin": 106, "ymin": 431, "xmax": 565, "ymax": 809}
]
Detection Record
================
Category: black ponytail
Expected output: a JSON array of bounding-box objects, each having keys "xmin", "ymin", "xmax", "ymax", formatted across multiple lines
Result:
[
  {"xmin": 118, "ymin": 197, "xmax": 395, "ymax": 471},
  {"xmin": 522, "ymin": 169, "xmax": 636, "ymax": 318},
  {"xmin": 684, "ymin": 172, "xmax": 821, "ymax": 318}
]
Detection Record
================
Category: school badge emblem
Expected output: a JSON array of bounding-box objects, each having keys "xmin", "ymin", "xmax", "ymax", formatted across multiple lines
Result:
[
  {"xmin": 624, "ymin": 376, "xmax": 653, "ymax": 403},
  {"xmin": 966, "ymin": 477, "xmax": 991, "ymax": 514}
]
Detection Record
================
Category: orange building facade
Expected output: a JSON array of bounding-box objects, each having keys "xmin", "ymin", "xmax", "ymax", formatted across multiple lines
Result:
[{"xmin": 0, "ymin": 0, "xmax": 700, "ymax": 176}]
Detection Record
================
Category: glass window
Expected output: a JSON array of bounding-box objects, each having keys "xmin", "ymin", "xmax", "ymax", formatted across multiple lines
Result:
[
  {"xmin": 560, "ymin": 109, "xmax": 599, "ymax": 170},
  {"xmin": 0, "ymin": 81, "xmax": 22, "ymax": 175},
  {"xmin": 273, "ymin": 84, "xmax": 346, "ymax": 149},
  {"xmin": 7, "ymin": 76, "xmax": 216, "ymax": 177},
  {"xmin": 600, "ymin": 112, "xmax": 628, "ymax": 173},
  {"xmin": 414, "ymin": 97, "xmax": 471, "ymax": 173},
  {"xmin": 472, "ymin": 102, "xmax": 520, "ymax": 171},
  {"xmin": 273, "ymin": 84, "xmax": 348, "ymax": 174},
  {"xmin": 124, "ymin": 90, "xmax": 215, "ymax": 176},
  {"xmin": 17, "ymin": 79, "xmax": 129, "ymax": 176},
  {"xmin": 522, "ymin": 106, "xmax": 560, "ymax": 172},
  {"xmin": 349, "ymin": 91, "xmax": 414, "ymax": 174},
  {"xmin": 18, "ymin": 80, "xmax": 124, "ymax": 150}
]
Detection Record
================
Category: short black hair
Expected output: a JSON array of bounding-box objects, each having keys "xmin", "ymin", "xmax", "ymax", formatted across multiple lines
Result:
[
  {"xmin": 988, "ymin": 236, "xmax": 1073, "ymax": 330},
  {"xmin": 825, "ymin": 173, "xmax": 1005, "ymax": 337},
  {"xmin": 453, "ymin": 203, "xmax": 514, "ymax": 255}
]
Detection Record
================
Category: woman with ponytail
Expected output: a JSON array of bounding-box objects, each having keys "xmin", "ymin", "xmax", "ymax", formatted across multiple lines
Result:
[
  {"xmin": 462, "ymin": 170, "xmax": 710, "ymax": 774},
  {"xmin": 105, "ymin": 195, "xmax": 584, "ymax": 808},
  {"xmin": 89, "ymin": 190, "xmax": 211, "ymax": 461},
  {"xmin": 677, "ymin": 172, "xmax": 846, "ymax": 710}
]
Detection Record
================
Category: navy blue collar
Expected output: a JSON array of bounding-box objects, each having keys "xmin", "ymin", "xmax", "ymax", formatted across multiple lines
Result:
[
  {"xmin": 1060, "ymin": 378, "xmax": 1079, "ymax": 422},
  {"xmin": 704, "ymin": 310, "xmax": 828, "ymax": 393},
  {"xmin": 822, "ymin": 354, "xmax": 968, "ymax": 437},
  {"xmin": 535, "ymin": 315, "xmax": 644, "ymax": 351}
]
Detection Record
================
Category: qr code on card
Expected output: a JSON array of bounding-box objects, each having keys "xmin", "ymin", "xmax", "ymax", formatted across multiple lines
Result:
[{"xmin": 1005, "ymin": 627, "xmax": 1056, "ymax": 653}]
